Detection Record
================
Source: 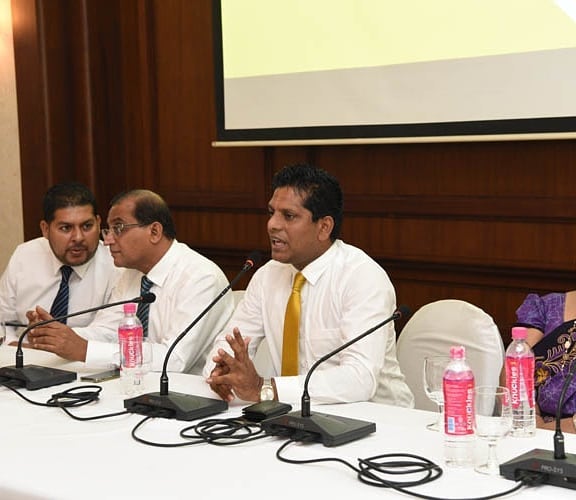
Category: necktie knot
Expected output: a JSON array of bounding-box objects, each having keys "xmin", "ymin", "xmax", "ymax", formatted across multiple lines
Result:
[
  {"xmin": 292, "ymin": 272, "xmax": 306, "ymax": 293},
  {"xmin": 60, "ymin": 265, "xmax": 73, "ymax": 282},
  {"xmin": 140, "ymin": 275, "xmax": 153, "ymax": 295}
]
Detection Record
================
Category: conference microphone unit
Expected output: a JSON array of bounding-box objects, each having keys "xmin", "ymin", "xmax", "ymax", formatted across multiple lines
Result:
[
  {"xmin": 500, "ymin": 359, "xmax": 576, "ymax": 489},
  {"xmin": 0, "ymin": 293, "xmax": 156, "ymax": 391},
  {"xmin": 261, "ymin": 305, "xmax": 411, "ymax": 447},
  {"xmin": 124, "ymin": 251, "xmax": 262, "ymax": 421}
]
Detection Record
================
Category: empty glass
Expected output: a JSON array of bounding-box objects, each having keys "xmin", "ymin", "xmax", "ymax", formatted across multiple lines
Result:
[
  {"xmin": 473, "ymin": 385, "xmax": 513, "ymax": 475},
  {"xmin": 423, "ymin": 355, "xmax": 450, "ymax": 431}
]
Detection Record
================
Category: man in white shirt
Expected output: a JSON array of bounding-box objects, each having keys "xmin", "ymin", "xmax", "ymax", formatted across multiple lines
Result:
[
  {"xmin": 204, "ymin": 164, "xmax": 414, "ymax": 407},
  {"xmin": 26, "ymin": 189, "xmax": 234, "ymax": 374},
  {"xmin": 0, "ymin": 182, "xmax": 118, "ymax": 345}
]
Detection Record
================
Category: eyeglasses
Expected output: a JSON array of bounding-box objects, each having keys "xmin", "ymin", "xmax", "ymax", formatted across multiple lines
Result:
[{"xmin": 101, "ymin": 223, "xmax": 146, "ymax": 238}]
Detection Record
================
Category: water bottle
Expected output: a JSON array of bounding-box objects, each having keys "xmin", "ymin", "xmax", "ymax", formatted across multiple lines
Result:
[
  {"xmin": 505, "ymin": 326, "xmax": 536, "ymax": 437},
  {"xmin": 118, "ymin": 303, "xmax": 143, "ymax": 395},
  {"xmin": 443, "ymin": 345, "xmax": 475, "ymax": 467}
]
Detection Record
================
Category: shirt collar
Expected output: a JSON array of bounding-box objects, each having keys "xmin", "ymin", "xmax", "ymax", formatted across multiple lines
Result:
[
  {"xmin": 294, "ymin": 239, "xmax": 340, "ymax": 287},
  {"xmin": 48, "ymin": 240, "xmax": 104, "ymax": 280},
  {"xmin": 143, "ymin": 239, "xmax": 178, "ymax": 288}
]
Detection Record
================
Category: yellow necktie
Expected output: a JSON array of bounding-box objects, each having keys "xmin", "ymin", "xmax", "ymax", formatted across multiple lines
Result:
[{"xmin": 281, "ymin": 272, "xmax": 306, "ymax": 375}]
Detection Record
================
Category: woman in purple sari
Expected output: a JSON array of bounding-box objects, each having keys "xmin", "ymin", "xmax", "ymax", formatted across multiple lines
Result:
[{"xmin": 516, "ymin": 292, "xmax": 576, "ymax": 433}]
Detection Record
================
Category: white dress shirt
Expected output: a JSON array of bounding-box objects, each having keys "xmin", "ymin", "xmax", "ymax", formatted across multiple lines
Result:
[
  {"xmin": 204, "ymin": 240, "xmax": 414, "ymax": 407},
  {"xmin": 0, "ymin": 238, "xmax": 118, "ymax": 343},
  {"xmin": 77, "ymin": 240, "xmax": 235, "ymax": 374}
]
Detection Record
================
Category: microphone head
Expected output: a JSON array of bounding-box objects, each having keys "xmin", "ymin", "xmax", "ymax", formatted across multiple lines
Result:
[
  {"xmin": 141, "ymin": 292, "xmax": 156, "ymax": 304},
  {"xmin": 245, "ymin": 251, "xmax": 263, "ymax": 269},
  {"xmin": 395, "ymin": 304, "xmax": 411, "ymax": 319}
]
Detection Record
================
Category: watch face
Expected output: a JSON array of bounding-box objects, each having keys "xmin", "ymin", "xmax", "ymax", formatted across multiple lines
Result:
[{"xmin": 260, "ymin": 385, "xmax": 274, "ymax": 401}]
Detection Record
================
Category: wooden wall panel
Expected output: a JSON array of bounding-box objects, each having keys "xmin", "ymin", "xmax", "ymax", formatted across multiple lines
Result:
[{"xmin": 11, "ymin": 0, "xmax": 576, "ymax": 346}]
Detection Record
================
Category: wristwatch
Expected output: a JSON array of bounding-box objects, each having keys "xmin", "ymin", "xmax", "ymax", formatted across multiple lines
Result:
[{"xmin": 260, "ymin": 378, "xmax": 275, "ymax": 402}]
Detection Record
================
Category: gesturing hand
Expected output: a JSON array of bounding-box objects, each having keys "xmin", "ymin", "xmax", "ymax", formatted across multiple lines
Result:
[{"xmin": 206, "ymin": 327, "xmax": 261, "ymax": 402}]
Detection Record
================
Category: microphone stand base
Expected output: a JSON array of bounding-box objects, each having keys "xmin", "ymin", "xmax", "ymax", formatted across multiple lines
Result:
[
  {"xmin": 124, "ymin": 391, "xmax": 228, "ymax": 421},
  {"xmin": 500, "ymin": 448, "xmax": 576, "ymax": 489},
  {"xmin": 261, "ymin": 410, "xmax": 376, "ymax": 447},
  {"xmin": 0, "ymin": 365, "xmax": 76, "ymax": 390}
]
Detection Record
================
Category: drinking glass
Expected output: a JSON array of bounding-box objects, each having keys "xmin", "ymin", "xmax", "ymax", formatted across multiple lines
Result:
[
  {"xmin": 473, "ymin": 385, "xmax": 512, "ymax": 475},
  {"xmin": 423, "ymin": 356, "xmax": 450, "ymax": 431}
]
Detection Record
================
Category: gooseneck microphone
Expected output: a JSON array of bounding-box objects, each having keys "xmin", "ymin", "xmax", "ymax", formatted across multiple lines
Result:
[
  {"xmin": 500, "ymin": 358, "xmax": 576, "ymax": 489},
  {"xmin": 0, "ymin": 293, "xmax": 156, "ymax": 390},
  {"xmin": 124, "ymin": 251, "xmax": 262, "ymax": 421},
  {"xmin": 261, "ymin": 305, "xmax": 411, "ymax": 447}
]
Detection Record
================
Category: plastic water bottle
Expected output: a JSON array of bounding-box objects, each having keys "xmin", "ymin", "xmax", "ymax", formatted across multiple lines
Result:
[
  {"xmin": 443, "ymin": 345, "xmax": 475, "ymax": 467},
  {"xmin": 118, "ymin": 303, "xmax": 143, "ymax": 396},
  {"xmin": 505, "ymin": 326, "xmax": 536, "ymax": 437}
]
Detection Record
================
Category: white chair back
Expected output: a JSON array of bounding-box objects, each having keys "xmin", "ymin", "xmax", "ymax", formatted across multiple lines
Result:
[{"xmin": 396, "ymin": 299, "xmax": 505, "ymax": 411}]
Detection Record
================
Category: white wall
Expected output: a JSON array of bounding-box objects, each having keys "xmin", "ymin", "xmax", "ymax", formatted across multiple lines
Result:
[{"xmin": 0, "ymin": 0, "xmax": 23, "ymax": 273}]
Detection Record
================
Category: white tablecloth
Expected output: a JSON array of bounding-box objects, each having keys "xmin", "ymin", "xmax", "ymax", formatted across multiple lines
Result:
[{"xmin": 0, "ymin": 345, "xmax": 574, "ymax": 499}]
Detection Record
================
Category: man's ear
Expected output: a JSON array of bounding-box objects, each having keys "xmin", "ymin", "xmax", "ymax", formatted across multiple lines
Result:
[
  {"xmin": 317, "ymin": 215, "xmax": 334, "ymax": 242},
  {"xmin": 40, "ymin": 220, "xmax": 49, "ymax": 238},
  {"xmin": 149, "ymin": 221, "xmax": 164, "ymax": 243}
]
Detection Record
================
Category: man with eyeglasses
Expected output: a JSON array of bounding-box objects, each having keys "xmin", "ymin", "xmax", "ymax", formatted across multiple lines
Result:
[
  {"xmin": 25, "ymin": 189, "xmax": 234, "ymax": 374},
  {"xmin": 0, "ymin": 182, "xmax": 119, "ymax": 345}
]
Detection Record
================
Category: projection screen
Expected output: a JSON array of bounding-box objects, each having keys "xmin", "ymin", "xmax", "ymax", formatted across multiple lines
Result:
[{"xmin": 212, "ymin": 0, "xmax": 576, "ymax": 145}]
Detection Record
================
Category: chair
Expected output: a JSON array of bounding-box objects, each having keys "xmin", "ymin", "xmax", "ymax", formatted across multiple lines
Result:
[{"xmin": 396, "ymin": 299, "xmax": 505, "ymax": 411}]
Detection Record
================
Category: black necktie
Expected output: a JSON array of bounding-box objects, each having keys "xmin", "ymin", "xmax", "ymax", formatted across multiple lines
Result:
[
  {"xmin": 50, "ymin": 265, "xmax": 73, "ymax": 323},
  {"xmin": 137, "ymin": 275, "xmax": 153, "ymax": 337}
]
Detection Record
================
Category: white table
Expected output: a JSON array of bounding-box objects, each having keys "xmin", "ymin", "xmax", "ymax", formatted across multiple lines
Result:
[{"xmin": 0, "ymin": 345, "xmax": 575, "ymax": 499}]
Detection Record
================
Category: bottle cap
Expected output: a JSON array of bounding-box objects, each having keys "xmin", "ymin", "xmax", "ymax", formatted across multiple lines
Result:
[
  {"xmin": 123, "ymin": 303, "xmax": 137, "ymax": 314},
  {"xmin": 449, "ymin": 345, "xmax": 465, "ymax": 359},
  {"xmin": 511, "ymin": 326, "xmax": 527, "ymax": 340}
]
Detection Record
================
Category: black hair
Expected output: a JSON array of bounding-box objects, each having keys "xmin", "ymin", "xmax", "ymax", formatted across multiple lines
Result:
[
  {"xmin": 272, "ymin": 163, "xmax": 343, "ymax": 240},
  {"xmin": 43, "ymin": 182, "xmax": 98, "ymax": 222}
]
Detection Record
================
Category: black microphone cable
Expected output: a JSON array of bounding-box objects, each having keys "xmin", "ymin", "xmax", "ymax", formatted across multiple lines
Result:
[
  {"xmin": 0, "ymin": 381, "xmax": 129, "ymax": 420},
  {"xmin": 275, "ymin": 439, "xmax": 532, "ymax": 500},
  {"xmin": 129, "ymin": 413, "xmax": 268, "ymax": 448}
]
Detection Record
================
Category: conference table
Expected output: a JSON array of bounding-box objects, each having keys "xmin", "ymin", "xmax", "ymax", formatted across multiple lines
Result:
[{"xmin": 0, "ymin": 345, "xmax": 575, "ymax": 500}]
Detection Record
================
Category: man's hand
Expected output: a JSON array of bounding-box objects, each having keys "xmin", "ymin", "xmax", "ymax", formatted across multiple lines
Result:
[
  {"xmin": 25, "ymin": 306, "xmax": 88, "ymax": 362},
  {"xmin": 206, "ymin": 327, "xmax": 261, "ymax": 402}
]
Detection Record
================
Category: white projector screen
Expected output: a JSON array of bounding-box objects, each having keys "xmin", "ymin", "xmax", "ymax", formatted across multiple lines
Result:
[{"xmin": 212, "ymin": 0, "xmax": 576, "ymax": 145}]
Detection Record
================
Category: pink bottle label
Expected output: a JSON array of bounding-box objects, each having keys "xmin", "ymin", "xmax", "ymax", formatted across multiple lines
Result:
[
  {"xmin": 118, "ymin": 325, "xmax": 143, "ymax": 369},
  {"xmin": 505, "ymin": 356, "xmax": 535, "ymax": 409},
  {"xmin": 443, "ymin": 378, "xmax": 474, "ymax": 435}
]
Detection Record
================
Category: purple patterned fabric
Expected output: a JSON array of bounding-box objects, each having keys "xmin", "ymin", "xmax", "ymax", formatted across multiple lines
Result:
[
  {"xmin": 515, "ymin": 292, "xmax": 566, "ymax": 337},
  {"xmin": 516, "ymin": 292, "xmax": 576, "ymax": 417}
]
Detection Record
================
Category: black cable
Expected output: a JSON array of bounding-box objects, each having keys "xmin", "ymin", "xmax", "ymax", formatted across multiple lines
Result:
[
  {"xmin": 181, "ymin": 417, "xmax": 267, "ymax": 445},
  {"xmin": 276, "ymin": 439, "xmax": 527, "ymax": 500},
  {"xmin": 130, "ymin": 415, "xmax": 205, "ymax": 447},
  {"xmin": 0, "ymin": 382, "xmax": 129, "ymax": 420},
  {"xmin": 129, "ymin": 415, "xmax": 268, "ymax": 447}
]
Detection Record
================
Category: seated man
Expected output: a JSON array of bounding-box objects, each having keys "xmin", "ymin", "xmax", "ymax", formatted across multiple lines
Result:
[
  {"xmin": 0, "ymin": 182, "xmax": 118, "ymax": 344},
  {"xmin": 204, "ymin": 164, "xmax": 414, "ymax": 407},
  {"xmin": 26, "ymin": 189, "xmax": 234, "ymax": 374}
]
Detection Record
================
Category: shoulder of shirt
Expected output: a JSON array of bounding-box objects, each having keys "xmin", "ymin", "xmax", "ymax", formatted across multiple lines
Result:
[
  {"xmin": 11, "ymin": 237, "xmax": 48, "ymax": 255},
  {"xmin": 8, "ymin": 237, "xmax": 57, "ymax": 266},
  {"xmin": 327, "ymin": 240, "xmax": 382, "ymax": 270}
]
